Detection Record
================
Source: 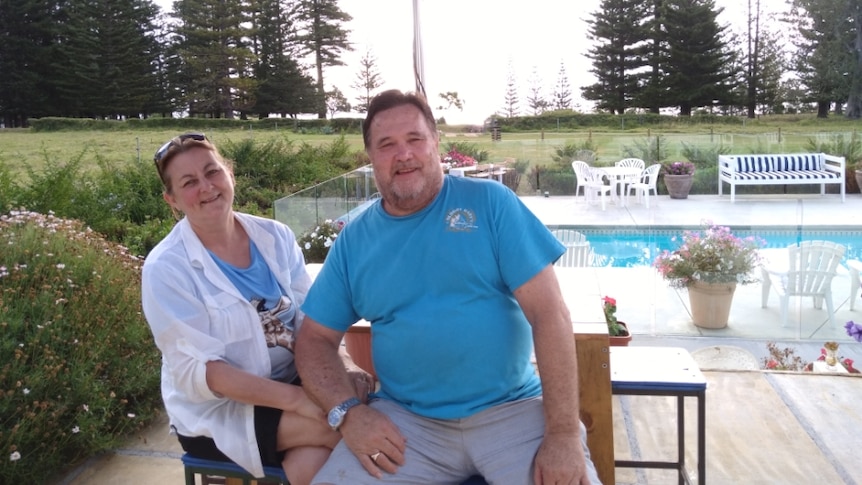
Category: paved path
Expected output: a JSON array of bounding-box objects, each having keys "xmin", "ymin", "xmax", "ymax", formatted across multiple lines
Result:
[{"xmin": 55, "ymin": 193, "xmax": 862, "ymax": 485}]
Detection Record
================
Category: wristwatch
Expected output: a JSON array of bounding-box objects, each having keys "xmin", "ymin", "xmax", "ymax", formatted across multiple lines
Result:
[{"xmin": 327, "ymin": 397, "xmax": 361, "ymax": 431}]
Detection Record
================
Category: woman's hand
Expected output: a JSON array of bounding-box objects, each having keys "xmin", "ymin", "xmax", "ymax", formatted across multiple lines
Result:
[{"xmin": 347, "ymin": 369, "xmax": 375, "ymax": 402}]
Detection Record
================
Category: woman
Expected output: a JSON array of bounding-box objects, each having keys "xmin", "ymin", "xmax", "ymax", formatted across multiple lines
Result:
[{"xmin": 141, "ymin": 133, "xmax": 372, "ymax": 484}]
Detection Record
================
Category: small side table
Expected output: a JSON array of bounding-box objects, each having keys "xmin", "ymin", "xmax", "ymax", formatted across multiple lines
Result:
[
  {"xmin": 611, "ymin": 346, "xmax": 707, "ymax": 485},
  {"xmin": 848, "ymin": 259, "xmax": 861, "ymax": 311}
]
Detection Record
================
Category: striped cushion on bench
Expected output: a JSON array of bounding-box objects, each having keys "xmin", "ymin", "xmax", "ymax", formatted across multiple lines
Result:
[{"xmin": 733, "ymin": 154, "xmax": 820, "ymax": 172}]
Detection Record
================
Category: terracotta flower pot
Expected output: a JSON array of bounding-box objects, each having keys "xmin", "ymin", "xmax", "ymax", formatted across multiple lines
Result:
[
  {"xmin": 688, "ymin": 281, "xmax": 737, "ymax": 329},
  {"xmin": 663, "ymin": 174, "xmax": 694, "ymax": 199},
  {"xmin": 609, "ymin": 321, "xmax": 632, "ymax": 347}
]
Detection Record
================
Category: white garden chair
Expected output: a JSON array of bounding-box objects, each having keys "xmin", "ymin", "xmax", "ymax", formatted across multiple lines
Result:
[
  {"xmin": 583, "ymin": 167, "xmax": 613, "ymax": 210},
  {"xmin": 627, "ymin": 163, "xmax": 662, "ymax": 208},
  {"xmin": 760, "ymin": 240, "xmax": 846, "ymax": 328},
  {"xmin": 571, "ymin": 160, "xmax": 591, "ymax": 201},
  {"xmin": 551, "ymin": 230, "xmax": 591, "ymax": 267}
]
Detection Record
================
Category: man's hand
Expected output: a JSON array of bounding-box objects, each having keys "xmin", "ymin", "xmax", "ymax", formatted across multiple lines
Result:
[
  {"xmin": 339, "ymin": 405, "xmax": 407, "ymax": 479},
  {"xmin": 533, "ymin": 431, "xmax": 592, "ymax": 485}
]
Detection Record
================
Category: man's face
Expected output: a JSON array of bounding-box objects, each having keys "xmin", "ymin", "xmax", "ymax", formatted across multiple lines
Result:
[{"xmin": 365, "ymin": 104, "xmax": 443, "ymax": 216}]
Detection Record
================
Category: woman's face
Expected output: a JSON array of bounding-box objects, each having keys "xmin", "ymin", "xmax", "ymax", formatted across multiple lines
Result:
[{"xmin": 161, "ymin": 146, "xmax": 235, "ymax": 225}]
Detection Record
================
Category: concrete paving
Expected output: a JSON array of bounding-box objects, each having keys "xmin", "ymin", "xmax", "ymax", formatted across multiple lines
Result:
[{"xmin": 55, "ymin": 193, "xmax": 862, "ymax": 485}]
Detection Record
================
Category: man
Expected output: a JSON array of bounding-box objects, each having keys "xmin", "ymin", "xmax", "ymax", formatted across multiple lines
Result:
[{"xmin": 295, "ymin": 89, "xmax": 600, "ymax": 485}]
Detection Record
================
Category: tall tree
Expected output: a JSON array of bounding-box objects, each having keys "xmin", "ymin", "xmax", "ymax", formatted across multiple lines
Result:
[
  {"xmin": 295, "ymin": 0, "xmax": 352, "ymax": 119},
  {"xmin": 552, "ymin": 61, "xmax": 572, "ymax": 111},
  {"xmin": 325, "ymin": 86, "xmax": 351, "ymax": 118},
  {"xmin": 846, "ymin": 1, "xmax": 862, "ymax": 118},
  {"xmin": 0, "ymin": 0, "xmax": 61, "ymax": 126},
  {"xmin": 638, "ymin": 0, "xmax": 666, "ymax": 113},
  {"xmin": 250, "ymin": 0, "xmax": 318, "ymax": 117},
  {"xmin": 752, "ymin": 28, "xmax": 786, "ymax": 114},
  {"xmin": 351, "ymin": 48, "xmax": 383, "ymax": 113},
  {"xmin": 660, "ymin": 0, "xmax": 735, "ymax": 115},
  {"xmin": 526, "ymin": 66, "xmax": 548, "ymax": 115},
  {"xmin": 583, "ymin": 0, "xmax": 649, "ymax": 114},
  {"xmin": 789, "ymin": 0, "xmax": 861, "ymax": 118},
  {"xmin": 743, "ymin": 0, "xmax": 763, "ymax": 118},
  {"xmin": 500, "ymin": 61, "xmax": 519, "ymax": 118},
  {"xmin": 172, "ymin": 0, "xmax": 255, "ymax": 118},
  {"xmin": 736, "ymin": 0, "xmax": 786, "ymax": 117}
]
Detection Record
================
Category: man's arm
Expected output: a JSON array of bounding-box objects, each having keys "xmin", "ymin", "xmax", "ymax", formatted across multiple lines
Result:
[
  {"xmin": 513, "ymin": 265, "xmax": 593, "ymax": 485},
  {"xmin": 295, "ymin": 316, "xmax": 407, "ymax": 478}
]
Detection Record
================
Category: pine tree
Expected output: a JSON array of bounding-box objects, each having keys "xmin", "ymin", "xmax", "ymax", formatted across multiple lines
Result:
[
  {"xmin": 250, "ymin": 0, "xmax": 318, "ymax": 118},
  {"xmin": 501, "ymin": 61, "xmax": 519, "ymax": 118},
  {"xmin": 660, "ymin": 0, "xmax": 735, "ymax": 115},
  {"xmin": 351, "ymin": 49, "xmax": 383, "ymax": 113},
  {"xmin": 552, "ymin": 61, "xmax": 572, "ymax": 111},
  {"xmin": 0, "ymin": 0, "xmax": 63, "ymax": 125},
  {"xmin": 172, "ymin": 0, "xmax": 255, "ymax": 118},
  {"xmin": 583, "ymin": 0, "xmax": 649, "ymax": 114},
  {"xmin": 788, "ymin": 0, "xmax": 860, "ymax": 118},
  {"xmin": 526, "ymin": 66, "xmax": 548, "ymax": 115},
  {"xmin": 295, "ymin": 0, "xmax": 353, "ymax": 119}
]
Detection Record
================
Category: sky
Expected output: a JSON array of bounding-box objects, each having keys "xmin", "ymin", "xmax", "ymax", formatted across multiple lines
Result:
[{"xmin": 154, "ymin": 0, "xmax": 789, "ymax": 125}]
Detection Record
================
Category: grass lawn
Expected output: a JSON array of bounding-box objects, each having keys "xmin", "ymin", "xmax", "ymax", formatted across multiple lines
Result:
[{"xmin": 2, "ymin": 116, "xmax": 860, "ymax": 177}]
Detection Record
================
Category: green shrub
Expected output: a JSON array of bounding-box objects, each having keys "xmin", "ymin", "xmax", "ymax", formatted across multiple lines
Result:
[
  {"xmin": 550, "ymin": 140, "xmax": 599, "ymax": 168},
  {"xmin": 621, "ymin": 135, "xmax": 670, "ymax": 163},
  {"xmin": 680, "ymin": 142, "xmax": 731, "ymax": 171},
  {"xmin": 0, "ymin": 158, "xmax": 22, "ymax": 213},
  {"xmin": 527, "ymin": 165, "xmax": 574, "ymax": 195},
  {"xmin": 0, "ymin": 211, "xmax": 162, "ymax": 484},
  {"xmin": 807, "ymin": 132, "xmax": 862, "ymax": 169}
]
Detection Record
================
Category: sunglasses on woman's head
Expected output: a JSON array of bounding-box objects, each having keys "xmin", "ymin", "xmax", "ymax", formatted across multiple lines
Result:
[{"xmin": 153, "ymin": 132, "xmax": 208, "ymax": 165}]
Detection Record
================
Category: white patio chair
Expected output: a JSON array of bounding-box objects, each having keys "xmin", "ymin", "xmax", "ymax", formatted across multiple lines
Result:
[
  {"xmin": 761, "ymin": 240, "xmax": 846, "ymax": 328},
  {"xmin": 551, "ymin": 229, "xmax": 587, "ymax": 245},
  {"xmin": 583, "ymin": 167, "xmax": 613, "ymax": 210},
  {"xmin": 615, "ymin": 158, "xmax": 646, "ymax": 171},
  {"xmin": 611, "ymin": 158, "xmax": 645, "ymax": 199},
  {"xmin": 849, "ymin": 259, "xmax": 861, "ymax": 311},
  {"xmin": 550, "ymin": 230, "xmax": 591, "ymax": 267},
  {"xmin": 571, "ymin": 160, "xmax": 591, "ymax": 201},
  {"xmin": 627, "ymin": 163, "xmax": 662, "ymax": 208}
]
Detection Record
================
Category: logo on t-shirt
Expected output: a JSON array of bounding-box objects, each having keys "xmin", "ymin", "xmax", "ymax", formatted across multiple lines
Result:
[{"xmin": 445, "ymin": 208, "xmax": 477, "ymax": 232}]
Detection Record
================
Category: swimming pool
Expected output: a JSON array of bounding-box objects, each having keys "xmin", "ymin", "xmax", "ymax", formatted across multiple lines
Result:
[{"xmin": 552, "ymin": 227, "xmax": 862, "ymax": 268}]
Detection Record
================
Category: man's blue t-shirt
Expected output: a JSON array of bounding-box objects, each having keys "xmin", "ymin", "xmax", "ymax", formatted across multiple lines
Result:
[{"xmin": 301, "ymin": 176, "xmax": 564, "ymax": 419}]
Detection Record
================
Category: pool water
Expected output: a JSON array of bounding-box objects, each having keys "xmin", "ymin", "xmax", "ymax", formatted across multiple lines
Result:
[{"xmin": 562, "ymin": 227, "xmax": 862, "ymax": 268}]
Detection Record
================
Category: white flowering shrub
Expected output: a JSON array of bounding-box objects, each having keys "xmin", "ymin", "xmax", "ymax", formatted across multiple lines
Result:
[
  {"xmin": 298, "ymin": 220, "xmax": 343, "ymax": 263},
  {"xmin": 0, "ymin": 210, "xmax": 162, "ymax": 483}
]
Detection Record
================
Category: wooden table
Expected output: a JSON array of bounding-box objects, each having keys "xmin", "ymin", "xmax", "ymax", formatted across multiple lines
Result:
[{"xmin": 611, "ymin": 346, "xmax": 707, "ymax": 485}]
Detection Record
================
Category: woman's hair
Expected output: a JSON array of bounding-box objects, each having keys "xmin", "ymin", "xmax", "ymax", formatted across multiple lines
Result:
[
  {"xmin": 153, "ymin": 133, "xmax": 233, "ymax": 193},
  {"xmin": 362, "ymin": 90, "xmax": 437, "ymax": 148}
]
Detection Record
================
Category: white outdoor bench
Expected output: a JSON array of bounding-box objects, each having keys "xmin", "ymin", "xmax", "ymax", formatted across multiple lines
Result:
[{"xmin": 718, "ymin": 153, "xmax": 845, "ymax": 203}]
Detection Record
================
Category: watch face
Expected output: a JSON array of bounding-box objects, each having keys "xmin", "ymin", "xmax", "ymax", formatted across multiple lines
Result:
[{"xmin": 327, "ymin": 409, "xmax": 343, "ymax": 429}]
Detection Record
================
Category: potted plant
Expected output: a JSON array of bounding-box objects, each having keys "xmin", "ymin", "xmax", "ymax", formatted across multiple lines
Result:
[
  {"xmin": 298, "ymin": 220, "xmax": 343, "ymax": 263},
  {"xmin": 601, "ymin": 296, "xmax": 631, "ymax": 346},
  {"xmin": 653, "ymin": 222, "xmax": 763, "ymax": 329},
  {"xmin": 441, "ymin": 148, "xmax": 477, "ymax": 172},
  {"xmin": 662, "ymin": 161, "xmax": 695, "ymax": 199}
]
